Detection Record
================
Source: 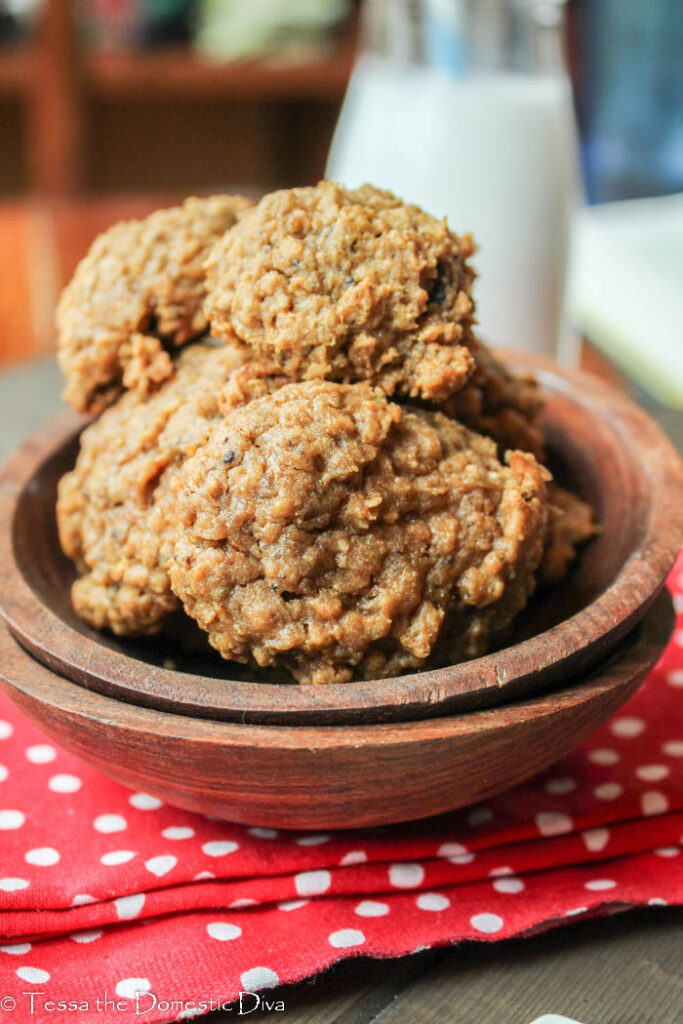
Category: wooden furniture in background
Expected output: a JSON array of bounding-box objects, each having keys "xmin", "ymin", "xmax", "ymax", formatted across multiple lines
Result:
[{"xmin": 0, "ymin": 0, "xmax": 357, "ymax": 197}]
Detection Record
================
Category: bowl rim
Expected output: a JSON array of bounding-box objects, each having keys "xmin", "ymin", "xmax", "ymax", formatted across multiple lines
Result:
[
  {"xmin": 0, "ymin": 593, "xmax": 672, "ymax": 828},
  {"xmin": 0, "ymin": 352, "xmax": 682, "ymax": 725},
  {"xmin": 0, "ymin": 590, "xmax": 672, "ymax": 747}
]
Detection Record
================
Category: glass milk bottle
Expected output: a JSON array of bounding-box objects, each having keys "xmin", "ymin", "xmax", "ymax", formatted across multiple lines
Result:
[{"xmin": 327, "ymin": 0, "xmax": 581, "ymax": 358}]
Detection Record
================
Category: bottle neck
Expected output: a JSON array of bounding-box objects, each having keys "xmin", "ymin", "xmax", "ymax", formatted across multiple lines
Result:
[{"xmin": 361, "ymin": 0, "xmax": 568, "ymax": 77}]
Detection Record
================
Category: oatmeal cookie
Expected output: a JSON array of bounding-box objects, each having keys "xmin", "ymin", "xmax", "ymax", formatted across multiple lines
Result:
[
  {"xmin": 204, "ymin": 182, "xmax": 477, "ymax": 403},
  {"xmin": 57, "ymin": 194, "xmax": 251, "ymax": 413},
  {"xmin": 444, "ymin": 337, "xmax": 546, "ymax": 460},
  {"xmin": 540, "ymin": 483, "xmax": 597, "ymax": 584},
  {"xmin": 57, "ymin": 341, "xmax": 248, "ymax": 635},
  {"xmin": 168, "ymin": 380, "xmax": 551, "ymax": 684}
]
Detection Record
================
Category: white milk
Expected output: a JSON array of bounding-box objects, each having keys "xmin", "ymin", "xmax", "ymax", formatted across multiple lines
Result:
[{"xmin": 327, "ymin": 56, "xmax": 580, "ymax": 356}]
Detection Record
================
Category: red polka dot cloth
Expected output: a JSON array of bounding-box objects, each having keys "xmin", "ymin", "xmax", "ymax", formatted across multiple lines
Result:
[{"xmin": 1, "ymin": 558, "xmax": 683, "ymax": 1024}]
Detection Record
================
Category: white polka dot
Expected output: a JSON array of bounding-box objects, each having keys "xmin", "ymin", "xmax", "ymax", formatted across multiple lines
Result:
[
  {"xmin": 129, "ymin": 793, "xmax": 162, "ymax": 810},
  {"xmin": 611, "ymin": 716, "xmax": 645, "ymax": 738},
  {"xmin": 641, "ymin": 791, "xmax": 669, "ymax": 816},
  {"xmin": 0, "ymin": 878, "xmax": 29, "ymax": 892},
  {"xmin": 493, "ymin": 877, "xmax": 525, "ymax": 894},
  {"xmin": 488, "ymin": 866, "xmax": 513, "ymax": 877},
  {"xmin": 0, "ymin": 765, "xmax": 8, "ymax": 783},
  {"xmin": 470, "ymin": 913, "xmax": 504, "ymax": 934},
  {"xmin": 636, "ymin": 764, "xmax": 670, "ymax": 782},
  {"xmin": 582, "ymin": 827, "xmax": 610, "ymax": 852},
  {"xmin": 294, "ymin": 869, "xmax": 331, "ymax": 896},
  {"xmin": 585, "ymin": 879, "xmax": 616, "ymax": 891},
  {"xmin": 437, "ymin": 841, "xmax": 470, "ymax": 861},
  {"xmin": 0, "ymin": 810, "xmax": 24, "ymax": 830},
  {"xmin": 101, "ymin": 850, "xmax": 136, "ymax": 866},
  {"xmin": 48, "ymin": 774, "xmax": 81, "ymax": 794},
  {"xmin": 161, "ymin": 827, "xmax": 194, "ymax": 841},
  {"xmin": 229, "ymin": 899, "xmax": 257, "ymax": 908},
  {"xmin": 328, "ymin": 928, "xmax": 365, "ymax": 949},
  {"xmin": 648, "ymin": 897, "xmax": 668, "ymax": 906},
  {"xmin": 0, "ymin": 943, "xmax": 31, "ymax": 955},
  {"xmin": 588, "ymin": 747, "xmax": 620, "ymax": 766},
  {"xmin": 25, "ymin": 847, "xmax": 59, "ymax": 866},
  {"xmin": 71, "ymin": 894, "xmax": 95, "ymax": 906},
  {"xmin": 248, "ymin": 827, "xmax": 278, "ymax": 839},
  {"xmin": 93, "ymin": 814, "xmax": 127, "ymax": 834},
  {"xmin": 193, "ymin": 871, "xmax": 214, "ymax": 881},
  {"xmin": 675, "ymin": 630, "xmax": 683, "ymax": 648},
  {"xmin": 666, "ymin": 670, "xmax": 683, "ymax": 688},
  {"xmin": 417, "ymin": 893, "xmax": 450, "ymax": 911},
  {"xmin": 389, "ymin": 862, "xmax": 425, "ymax": 888},
  {"xmin": 654, "ymin": 847, "xmax": 680, "ymax": 858},
  {"xmin": 296, "ymin": 834, "xmax": 330, "ymax": 846},
  {"xmin": 467, "ymin": 806, "xmax": 494, "ymax": 827},
  {"xmin": 145, "ymin": 855, "xmax": 177, "ymax": 877},
  {"xmin": 240, "ymin": 968, "xmax": 280, "ymax": 993},
  {"xmin": 25, "ymin": 744, "xmax": 56, "ymax": 764},
  {"xmin": 114, "ymin": 893, "xmax": 145, "ymax": 920},
  {"xmin": 448, "ymin": 851, "xmax": 474, "ymax": 865},
  {"xmin": 663, "ymin": 740, "xmax": 683, "ymax": 757},
  {"xmin": 278, "ymin": 899, "xmax": 309, "ymax": 911},
  {"xmin": 355, "ymin": 900, "xmax": 389, "ymax": 917},
  {"xmin": 70, "ymin": 930, "xmax": 102, "ymax": 943},
  {"xmin": 544, "ymin": 777, "xmax": 576, "ymax": 796},
  {"xmin": 0, "ymin": 721, "xmax": 13, "ymax": 740},
  {"xmin": 535, "ymin": 811, "xmax": 573, "ymax": 837},
  {"xmin": 207, "ymin": 922, "xmax": 242, "ymax": 941},
  {"xmin": 16, "ymin": 967, "xmax": 50, "ymax": 983},
  {"xmin": 565, "ymin": 906, "xmax": 587, "ymax": 917},
  {"xmin": 340, "ymin": 850, "xmax": 366, "ymax": 866},
  {"xmin": 116, "ymin": 978, "xmax": 150, "ymax": 1000},
  {"xmin": 202, "ymin": 840, "xmax": 238, "ymax": 857},
  {"xmin": 594, "ymin": 783, "xmax": 622, "ymax": 800}
]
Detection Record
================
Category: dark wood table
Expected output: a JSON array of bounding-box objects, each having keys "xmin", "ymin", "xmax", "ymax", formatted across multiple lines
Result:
[{"xmin": 0, "ymin": 356, "xmax": 681, "ymax": 1023}]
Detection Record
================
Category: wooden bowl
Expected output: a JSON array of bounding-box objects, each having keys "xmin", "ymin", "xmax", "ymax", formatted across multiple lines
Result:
[
  {"xmin": 0, "ymin": 354, "xmax": 682, "ymax": 726},
  {"xmin": 0, "ymin": 591, "xmax": 673, "ymax": 829}
]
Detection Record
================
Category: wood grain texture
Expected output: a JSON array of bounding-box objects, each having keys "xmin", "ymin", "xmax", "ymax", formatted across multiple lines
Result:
[
  {"xmin": 0, "ymin": 355, "xmax": 682, "ymax": 726},
  {"xmin": 0, "ymin": 590, "xmax": 673, "ymax": 829},
  {"xmin": 243, "ymin": 910, "xmax": 683, "ymax": 1024}
]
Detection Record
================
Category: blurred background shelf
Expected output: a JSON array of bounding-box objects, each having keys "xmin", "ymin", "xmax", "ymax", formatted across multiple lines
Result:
[
  {"xmin": 0, "ymin": 0, "xmax": 358, "ymax": 197},
  {"xmin": 0, "ymin": 44, "xmax": 34, "ymax": 94},
  {"xmin": 84, "ymin": 39, "xmax": 356, "ymax": 102}
]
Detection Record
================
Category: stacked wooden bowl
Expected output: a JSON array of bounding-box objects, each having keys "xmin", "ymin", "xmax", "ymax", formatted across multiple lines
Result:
[{"xmin": 1, "ymin": 356, "xmax": 682, "ymax": 829}]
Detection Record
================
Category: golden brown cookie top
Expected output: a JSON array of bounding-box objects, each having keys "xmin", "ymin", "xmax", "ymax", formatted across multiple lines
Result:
[
  {"xmin": 169, "ymin": 379, "xmax": 550, "ymax": 684},
  {"xmin": 57, "ymin": 194, "xmax": 251, "ymax": 414},
  {"xmin": 204, "ymin": 181, "xmax": 477, "ymax": 403}
]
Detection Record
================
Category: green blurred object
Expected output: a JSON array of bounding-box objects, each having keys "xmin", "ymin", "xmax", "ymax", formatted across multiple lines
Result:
[
  {"xmin": 568, "ymin": 193, "xmax": 683, "ymax": 409},
  {"xmin": 195, "ymin": 0, "xmax": 350, "ymax": 61},
  {"xmin": 140, "ymin": 0, "xmax": 192, "ymax": 45}
]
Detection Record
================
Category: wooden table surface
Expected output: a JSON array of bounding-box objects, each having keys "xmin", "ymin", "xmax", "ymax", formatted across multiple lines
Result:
[{"xmin": 0, "ymin": 197, "xmax": 682, "ymax": 1024}]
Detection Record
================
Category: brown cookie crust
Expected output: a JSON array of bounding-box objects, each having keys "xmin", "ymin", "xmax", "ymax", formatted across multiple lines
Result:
[
  {"xmin": 57, "ymin": 194, "xmax": 251, "ymax": 413},
  {"xmin": 57, "ymin": 341, "xmax": 248, "ymax": 635},
  {"xmin": 540, "ymin": 483, "xmax": 598, "ymax": 584},
  {"xmin": 168, "ymin": 380, "xmax": 550, "ymax": 684},
  {"xmin": 204, "ymin": 182, "xmax": 477, "ymax": 403},
  {"xmin": 444, "ymin": 338, "xmax": 546, "ymax": 460}
]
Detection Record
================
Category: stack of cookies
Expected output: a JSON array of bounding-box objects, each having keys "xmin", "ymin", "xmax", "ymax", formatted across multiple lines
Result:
[{"xmin": 56, "ymin": 182, "xmax": 594, "ymax": 685}]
